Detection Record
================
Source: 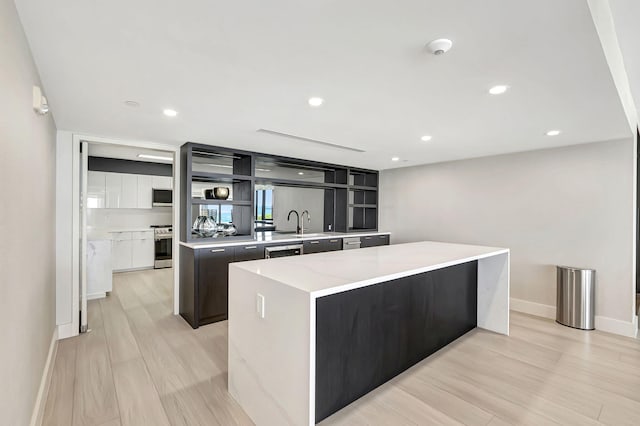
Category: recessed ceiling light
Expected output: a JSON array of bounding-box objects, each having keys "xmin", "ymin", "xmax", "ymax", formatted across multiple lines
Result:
[
  {"xmin": 546, "ymin": 130, "xmax": 561, "ymax": 136},
  {"xmin": 163, "ymin": 108, "xmax": 178, "ymax": 117},
  {"xmin": 391, "ymin": 157, "xmax": 400, "ymax": 162},
  {"xmin": 298, "ymin": 172, "xmax": 305, "ymax": 175},
  {"xmin": 124, "ymin": 100, "xmax": 140, "ymax": 107},
  {"xmin": 489, "ymin": 85, "xmax": 509, "ymax": 95},
  {"xmin": 138, "ymin": 154, "xmax": 173, "ymax": 162},
  {"xmin": 308, "ymin": 97, "xmax": 324, "ymax": 107},
  {"xmin": 420, "ymin": 135, "xmax": 433, "ymax": 142}
]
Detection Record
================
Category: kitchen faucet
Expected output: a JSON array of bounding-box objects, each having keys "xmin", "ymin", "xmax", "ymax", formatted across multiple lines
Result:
[
  {"xmin": 287, "ymin": 210, "xmax": 301, "ymax": 234},
  {"xmin": 301, "ymin": 210, "xmax": 311, "ymax": 236}
]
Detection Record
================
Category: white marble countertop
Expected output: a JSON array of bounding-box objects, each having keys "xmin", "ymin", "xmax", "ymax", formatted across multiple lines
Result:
[
  {"xmin": 179, "ymin": 231, "xmax": 390, "ymax": 249},
  {"xmin": 230, "ymin": 240, "xmax": 508, "ymax": 297}
]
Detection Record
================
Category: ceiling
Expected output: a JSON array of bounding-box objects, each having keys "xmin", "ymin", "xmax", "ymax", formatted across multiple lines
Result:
[{"xmin": 16, "ymin": 0, "xmax": 632, "ymax": 170}]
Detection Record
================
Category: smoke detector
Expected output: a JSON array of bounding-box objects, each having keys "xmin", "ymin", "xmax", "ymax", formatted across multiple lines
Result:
[{"xmin": 426, "ymin": 38, "xmax": 453, "ymax": 55}]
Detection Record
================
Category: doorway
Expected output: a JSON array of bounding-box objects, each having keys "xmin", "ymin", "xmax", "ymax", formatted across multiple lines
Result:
[{"xmin": 72, "ymin": 135, "xmax": 180, "ymax": 336}]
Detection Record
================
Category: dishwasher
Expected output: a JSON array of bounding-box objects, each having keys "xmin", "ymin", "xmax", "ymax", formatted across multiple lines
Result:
[
  {"xmin": 342, "ymin": 236, "xmax": 361, "ymax": 250},
  {"xmin": 265, "ymin": 244, "xmax": 304, "ymax": 258}
]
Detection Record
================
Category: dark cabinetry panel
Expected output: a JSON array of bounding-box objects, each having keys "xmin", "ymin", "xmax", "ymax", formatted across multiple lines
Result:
[
  {"xmin": 233, "ymin": 244, "xmax": 264, "ymax": 262},
  {"xmin": 198, "ymin": 247, "xmax": 233, "ymax": 325},
  {"xmin": 303, "ymin": 239, "xmax": 328, "ymax": 254},
  {"xmin": 303, "ymin": 238, "xmax": 343, "ymax": 254},
  {"xmin": 325, "ymin": 238, "xmax": 342, "ymax": 252},
  {"xmin": 315, "ymin": 261, "xmax": 477, "ymax": 423},
  {"xmin": 360, "ymin": 234, "xmax": 390, "ymax": 248}
]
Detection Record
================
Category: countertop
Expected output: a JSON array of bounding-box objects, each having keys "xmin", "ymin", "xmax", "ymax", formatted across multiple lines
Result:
[
  {"xmin": 179, "ymin": 230, "xmax": 391, "ymax": 249},
  {"xmin": 87, "ymin": 227, "xmax": 155, "ymax": 240},
  {"xmin": 230, "ymin": 240, "xmax": 509, "ymax": 297}
]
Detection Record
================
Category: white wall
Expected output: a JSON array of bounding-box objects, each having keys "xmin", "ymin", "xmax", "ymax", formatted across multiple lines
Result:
[
  {"xmin": 273, "ymin": 187, "xmax": 324, "ymax": 233},
  {"xmin": 87, "ymin": 207, "xmax": 172, "ymax": 229},
  {"xmin": 380, "ymin": 138, "xmax": 636, "ymax": 335},
  {"xmin": 0, "ymin": 0, "xmax": 58, "ymax": 423}
]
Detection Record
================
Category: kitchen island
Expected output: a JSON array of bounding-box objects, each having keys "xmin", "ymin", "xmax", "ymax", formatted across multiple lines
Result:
[{"xmin": 227, "ymin": 240, "xmax": 509, "ymax": 425}]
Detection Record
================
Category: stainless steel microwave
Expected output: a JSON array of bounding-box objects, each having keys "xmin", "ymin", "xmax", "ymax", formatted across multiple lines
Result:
[{"xmin": 152, "ymin": 189, "xmax": 172, "ymax": 207}]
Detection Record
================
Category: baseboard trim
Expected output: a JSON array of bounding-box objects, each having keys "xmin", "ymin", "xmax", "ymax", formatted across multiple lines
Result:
[
  {"xmin": 510, "ymin": 297, "xmax": 556, "ymax": 319},
  {"xmin": 595, "ymin": 315, "xmax": 638, "ymax": 338},
  {"xmin": 30, "ymin": 328, "xmax": 58, "ymax": 426},
  {"xmin": 510, "ymin": 297, "xmax": 638, "ymax": 338}
]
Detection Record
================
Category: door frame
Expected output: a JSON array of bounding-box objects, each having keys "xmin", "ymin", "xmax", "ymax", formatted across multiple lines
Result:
[{"xmin": 69, "ymin": 133, "xmax": 181, "ymax": 337}]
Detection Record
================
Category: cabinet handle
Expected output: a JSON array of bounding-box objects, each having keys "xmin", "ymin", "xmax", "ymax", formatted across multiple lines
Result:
[
  {"xmin": 379, "ymin": 235, "xmax": 387, "ymax": 239},
  {"xmin": 310, "ymin": 241, "xmax": 320, "ymax": 244},
  {"xmin": 365, "ymin": 236, "xmax": 372, "ymax": 240},
  {"xmin": 329, "ymin": 239, "xmax": 338, "ymax": 243},
  {"xmin": 245, "ymin": 246, "xmax": 257, "ymax": 249},
  {"xmin": 210, "ymin": 249, "xmax": 225, "ymax": 253}
]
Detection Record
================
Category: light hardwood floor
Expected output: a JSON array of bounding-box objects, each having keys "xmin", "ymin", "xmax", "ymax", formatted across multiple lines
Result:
[{"xmin": 43, "ymin": 269, "xmax": 640, "ymax": 425}]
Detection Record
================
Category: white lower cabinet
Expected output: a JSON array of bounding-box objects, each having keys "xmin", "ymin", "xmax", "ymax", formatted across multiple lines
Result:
[
  {"xmin": 132, "ymin": 235, "xmax": 154, "ymax": 268},
  {"xmin": 111, "ymin": 230, "xmax": 155, "ymax": 271},
  {"xmin": 112, "ymin": 238, "xmax": 133, "ymax": 270}
]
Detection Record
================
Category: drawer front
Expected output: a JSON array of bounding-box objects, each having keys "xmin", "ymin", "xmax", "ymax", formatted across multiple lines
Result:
[
  {"xmin": 303, "ymin": 239, "xmax": 327, "ymax": 254},
  {"xmin": 233, "ymin": 245, "xmax": 265, "ymax": 262},
  {"xmin": 131, "ymin": 230, "xmax": 154, "ymax": 240},
  {"xmin": 111, "ymin": 231, "xmax": 133, "ymax": 241},
  {"xmin": 377, "ymin": 234, "xmax": 390, "ymax": 245},
  {"xmin": 360, "ymin": 234, "xmax": 389, "ymax": 248},
  {"xmin": 325, "ymin": 238, "xmax": 343, "ymax": 252}
]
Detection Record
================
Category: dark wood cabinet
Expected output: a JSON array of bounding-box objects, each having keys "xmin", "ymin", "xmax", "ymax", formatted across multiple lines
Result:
[
  {"xmin": 315, "ymin": 261, "xmax": 477, "ymax": 423},
  {"xmin": 360, "ymin": 234, "xmax": 390, "ymax": 248},
  {"xmin": 198, "ymin": 247, "xmax": 233, "ymax": 325},
  {"xmin": 180, "ymin": 234, "xmax": 387, "ymax": 329},
  {"xmin": 233, "ymin": 244, "xmax": 264, "ymax": 262},
  {"xmin": 325, "ymin": 238, "xmax": 342, "ymax": 252},
  {"xmin": 304, "ymin": 238, "xmax": 343, "ymax": 254},
  {"xmin": 180, "ymin": 246, "xmax": 233, "ymax": 329},
  {"xmin": 303, "ymin": 239, "xmax": 328, "ymax": 254}
]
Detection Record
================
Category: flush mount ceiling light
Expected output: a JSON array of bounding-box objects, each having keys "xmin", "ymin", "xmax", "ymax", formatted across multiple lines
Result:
[
  {"xmin": 489, "ymin": 85, "xmax": 509, "ymax": 95},
  {"xmin": 420, "ymin": 135, "xmax": 433, "ymax": 142},
  {"xmin": 391, "ymin": 157, "xmax": 400, "ymax": 162},
  {"xmin": 426, "ymin": 38, "xmax": 453, "ymax": 55},
  {"xmin": 546, "ymin": 130, "xmax": 561, "ymax": 136},
  {"xmin": 298, "ymin": 172, "xmax": 305, "ymax": 175},
  {"xmin": 124, "ymin": 100, "xmax": 140, "ymax": 107},
  {"xmin": 138, "ymin": 154, "xmax": 173, "ymax": 162},
  {"xmin": 163, "ymin": 108, "xmax": 178, "ymax": 117},
  {"xmin": 308, "ymin": 97, "xmax": 324, "ymax": 107}
]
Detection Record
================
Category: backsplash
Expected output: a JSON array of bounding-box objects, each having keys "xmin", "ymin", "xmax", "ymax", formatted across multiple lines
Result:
[{"xmin": 88, "ymin": 207, "xmax": 172, "ymax": 229}]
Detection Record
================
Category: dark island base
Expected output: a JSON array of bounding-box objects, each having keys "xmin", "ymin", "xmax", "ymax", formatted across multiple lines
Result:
[{"xmin": 315, "ymin": 260, "xmax": 478, "ymax": 423}]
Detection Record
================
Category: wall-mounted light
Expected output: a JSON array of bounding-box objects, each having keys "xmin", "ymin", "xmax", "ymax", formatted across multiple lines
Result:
[{"xmin": 33, "ymin": 86, "xmax": 49, "ymax": 115}]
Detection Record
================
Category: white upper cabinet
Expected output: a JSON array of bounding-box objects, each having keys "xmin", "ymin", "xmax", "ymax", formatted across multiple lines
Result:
[
  {"xmin": 121, "ymin": 174, "xmax": 138, "ymax": 208},
  {"xmin": 137, "ymin": 175, "xmax": 153, "ymax": 209},
  {"xmin": 105, "ymin": 172, "xmax": 122, "ymax": 208},
  {"xmin": 87, "ymin": 171, "xmax": 106, "ymax": 208},
  {"xmin": 152, "ymin": 175, "xmax": 172, "ymax": 190},
  {"xmin": 90, "ymin": 171, "xmax": 163, "ymax": 209}
]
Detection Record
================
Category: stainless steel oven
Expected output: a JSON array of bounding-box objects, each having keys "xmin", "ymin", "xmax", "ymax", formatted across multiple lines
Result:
[
  {"xmin": 265, "ymin": 244, "xmax": 303, "ymax": 259},
  {"xmin": 152, "ymin": 226, "xmax": 173, "ymax": 268}
]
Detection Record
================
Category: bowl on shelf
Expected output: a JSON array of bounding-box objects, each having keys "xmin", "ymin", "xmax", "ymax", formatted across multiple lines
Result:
[
  {"xmin": 214, "ymin": 187, "xmax": 230, "ymax": 200},
  {"xmin": 204, "ymin": 187, "xmax": 230, "ymax": 200}
]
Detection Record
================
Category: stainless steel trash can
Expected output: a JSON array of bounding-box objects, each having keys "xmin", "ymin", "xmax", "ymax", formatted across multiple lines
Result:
[{"xmin": 556, "ymin": 266, "xmax": 595, "ymax": 330}]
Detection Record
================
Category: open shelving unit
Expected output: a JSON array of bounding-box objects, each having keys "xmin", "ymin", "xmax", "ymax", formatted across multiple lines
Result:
[{"xmin": 180, "ymin": 142, "xmax": 380, "ymax": 242}]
